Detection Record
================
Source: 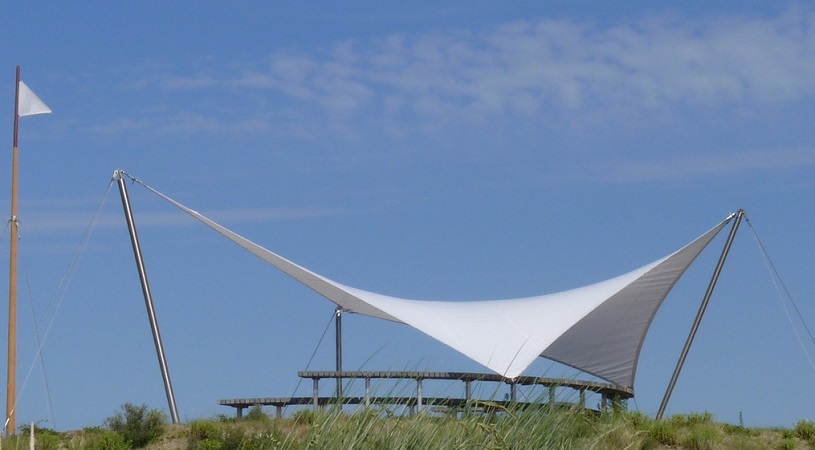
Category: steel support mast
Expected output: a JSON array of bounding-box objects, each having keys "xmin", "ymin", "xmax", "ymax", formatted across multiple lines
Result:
[
  {"xmin": 114, "ymin": 170, "xmax": 180, "ymax": 424},
  {"xmin": 656, "ymin": 209, "xmax": 745, "ymax": 420}
]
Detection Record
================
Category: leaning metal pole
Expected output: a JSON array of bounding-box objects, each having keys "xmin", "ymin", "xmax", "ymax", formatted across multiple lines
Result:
[
  {"xmin": 656, "ymin": 209, "xmax": 745, "ymax": 420},
  {"xmin": 114, "ymin": 170, "xmax": 180, "ymax": 424}
]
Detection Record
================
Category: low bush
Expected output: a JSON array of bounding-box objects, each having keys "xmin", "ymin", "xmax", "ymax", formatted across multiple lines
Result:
[
  {"xmin": 794, "ymin": 419, "xmax": 815, "ymax": 441},
  {"xmin": 244, "ymin": 405, "xmax": 267, "ymax": 422},
  {"xmin": 104, "ymin": 403, "xmax": 167, "ymax": 448},
  {"xmin": 292, "ymin": 409, "xmax": 317, "ymax": 426},
  {"xmin": 73, "ymin": 428, "xmax": 130, "ymax": 450},
  {"xmin": 188, "ymin": 420, "xmax": 219, "ymax": 441},
  {"xmin": 779, "ymin": 437, "xmax": 797, "ymax": 450},
  {"xmin": 16, "ymin": 425, "xmax": 62, "ymax": 450},
  {"xmin": 683, "ymin": 424, "xmax": 720, "ymax": 450},
  {"xmin": 649, "ymin": 419, "xmax": 680, "ymax": 446}
]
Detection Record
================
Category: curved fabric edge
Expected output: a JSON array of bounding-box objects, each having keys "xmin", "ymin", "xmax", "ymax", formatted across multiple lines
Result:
[
  {"xmin": 131, "ymin": 176, "xmax": 732, "ymax": 381},
  {"xmin": 136, "ymin": 180, "xmax": 402, "ymax": 322},
  {"xmin": 541, "ymin": 217, "xmax": 731, "ymax": 388}
]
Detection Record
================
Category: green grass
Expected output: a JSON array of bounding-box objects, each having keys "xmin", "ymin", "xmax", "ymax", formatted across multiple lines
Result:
[
  {"xmin": 4, "ymin": 405, "xmax": 813, "ymax": 450},
  {"xmin": 162, "ymin": 406, "xmax": 815, "ymax": 450}
]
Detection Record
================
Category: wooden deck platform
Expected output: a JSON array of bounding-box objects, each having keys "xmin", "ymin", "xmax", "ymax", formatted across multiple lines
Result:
[{"xmin": 219, "ymin": 370, "xmax": 632, "ymax": 418}]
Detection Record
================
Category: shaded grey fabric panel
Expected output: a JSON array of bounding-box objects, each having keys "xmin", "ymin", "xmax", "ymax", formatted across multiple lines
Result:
[{"xmin": 540, "ymin": 219, "xmax": 730, "ymax": 388}]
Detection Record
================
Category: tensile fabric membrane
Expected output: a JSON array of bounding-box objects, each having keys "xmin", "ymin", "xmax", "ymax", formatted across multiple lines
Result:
[{"xmin": 138, "ymin": 180, "xmax": 732, "ymax": 389}]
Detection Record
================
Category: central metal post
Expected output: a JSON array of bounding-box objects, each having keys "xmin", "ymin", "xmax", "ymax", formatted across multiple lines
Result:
[
  {"xmin": 335, "ymin": 307, "xmax": 343, "ymax": 398},
  {"xmin": 114, "ymin": 171, "xmax": 180, "ymax": 424}
]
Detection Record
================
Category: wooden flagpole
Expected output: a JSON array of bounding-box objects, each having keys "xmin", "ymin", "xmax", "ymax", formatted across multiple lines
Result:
[{"xmin": 6, "ymin": 65, "xmax": 21, "ymax": 435}]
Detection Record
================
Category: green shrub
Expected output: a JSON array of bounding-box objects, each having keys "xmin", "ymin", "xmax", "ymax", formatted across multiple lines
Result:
[
  {"xmin": 683, "ymin": 425, "xmax": 719, "ymax": 450},
  {"xmin": 88, "ymin": 430, "xmax": 130, "ymax": 450},
  {"xmin": 649, "ymin": 420, "xmax": 680, "ymax": 446},
  {"xmin": 16, "ymin": 425, "xmax": 63, "ymax": 450},
  {"xmin": 218, "ymin": 425, "xmax": 253, "ymax": 450},
  {"xmin": 794, "ymin": 419, "xmax": 815, "ymax": 441},
  {"xmin": 686, "ymin": 411, "xmax": 714, "ymax": 425},
  {"xmin": 670, "ymin": 411, "xmax": 714, "ymax": 428},
  {"xmin": 189, "ymin": 420, "xmax": 220, "ymax": 441},
  {"xmin": 293, "ymin": 409, "xmax": 317, "ymax": 426},
  {"xmin": 778, "ymin": 437, "xmax": 797, "ymax": 450},
  {"xmin": 104, "ymin": 403, "xmax": 167, "ymax": 448},
  {"xmin": 35, "ymin": 432, "xmax": 62, "ymax": 450},
  {"xmin": 215, "ymin": 414, "xmax": 236, "ymax": 424},
  {"xmin": 197, "ymin": 439, "xmax": 223, "ymax": 450},
  {"xmin": 245, "ymin": 405, "xmax": 267, "ymax": 422},
  {"xmin": 723, "ymin": 423, "xmax": 758, "ymax": 436}
]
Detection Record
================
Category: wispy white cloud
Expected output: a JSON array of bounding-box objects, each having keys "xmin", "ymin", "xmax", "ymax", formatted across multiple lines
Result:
[
  {"xmin": 159, "ymin": 75, "xmax": 218, "ymax": 90},
  {"xmin": 127, "ymin": 6, "xmax": 815, "ymax": 140},
  {"xmin": 89, "ymin": 113, "xmax": 271, "ymax": 138},
  {"xmin": 585, "ymin": 147, "xmax": 815, "ymax": 183},
  {"xmin": 21, "ymin": 205, "xmax": 346, "ymax": 234},
  {"xmin": 85, "ymin": 6, "xmax": 815, "ymax": 185}
]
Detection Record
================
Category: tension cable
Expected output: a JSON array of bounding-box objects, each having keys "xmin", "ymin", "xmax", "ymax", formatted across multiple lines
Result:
[
  {"xmin": 746, "ymin": 216, "xmax": 815, "ymax": 374},
  {"xmin": 10, "ymin": 180, "xmax": 114, "ymax": 430}
]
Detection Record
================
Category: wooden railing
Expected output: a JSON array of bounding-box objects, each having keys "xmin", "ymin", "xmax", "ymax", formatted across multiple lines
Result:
[{"xmin": 219, "ymin": 371, "xmax": 633, "ymax": 418}]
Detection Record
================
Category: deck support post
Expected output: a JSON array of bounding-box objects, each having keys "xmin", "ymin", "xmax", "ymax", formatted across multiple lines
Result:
[
  {"xmin": 364, "ymin": 378, "xmax": 371, "ymax": 408},
  {"xmin": 416, "ymin": 378, "xmax": 423, "ymax": 413},
  {"xmin": 312, "ymin": 378, "xmax": 319, "ymax": 411},
  {"xmin": 464, "ymin": 380, "xmax": 472, "ymax": 416}
]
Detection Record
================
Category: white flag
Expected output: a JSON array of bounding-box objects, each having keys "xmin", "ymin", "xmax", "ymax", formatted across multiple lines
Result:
[{"xmin": 18, "ymin": 80, "xmax": 51, "ymax": 117}]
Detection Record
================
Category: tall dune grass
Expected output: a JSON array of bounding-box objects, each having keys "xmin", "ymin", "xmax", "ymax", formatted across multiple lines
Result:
[
  {"xmin": 0, "ymin": 404, "xmax": 807, "ymax": 450},
  {"xmin": 177, "ymin": 404, "xmax": 802, "ymax": 450}
]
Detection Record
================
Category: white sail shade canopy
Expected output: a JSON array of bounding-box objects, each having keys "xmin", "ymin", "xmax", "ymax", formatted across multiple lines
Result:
[{"xmin": 134, "ymin": 178, "xmax": 732, "ymax": 388}]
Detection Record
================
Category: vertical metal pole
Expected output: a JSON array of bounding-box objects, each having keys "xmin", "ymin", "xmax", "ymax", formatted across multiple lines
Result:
[
  {"xmin": 335, "ymin": 307, "xmax": 342, "ymax": 398},
  {"xmin": 656, "ymin": 210, "xmax": 744, "ymax": 420},
  {"xmin": 114, "ymin": 171, "xmax": 180, "ymax": 424}
]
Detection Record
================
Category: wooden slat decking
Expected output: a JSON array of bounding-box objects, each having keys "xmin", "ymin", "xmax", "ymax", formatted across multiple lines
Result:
[{"xmin": 219, "ymin": 371, "xmax": 632, "ymax": 418}]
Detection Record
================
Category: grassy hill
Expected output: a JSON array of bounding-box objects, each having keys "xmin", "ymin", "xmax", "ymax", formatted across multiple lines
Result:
[{"xmin": 10, "ymin": 404, "xmax": 815, "ymax": 450}]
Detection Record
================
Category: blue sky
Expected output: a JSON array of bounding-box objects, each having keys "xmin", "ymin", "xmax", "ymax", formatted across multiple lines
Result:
[{"xmin": 0, "ymin": 1, "xmax": 814, "ymax": 430}]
